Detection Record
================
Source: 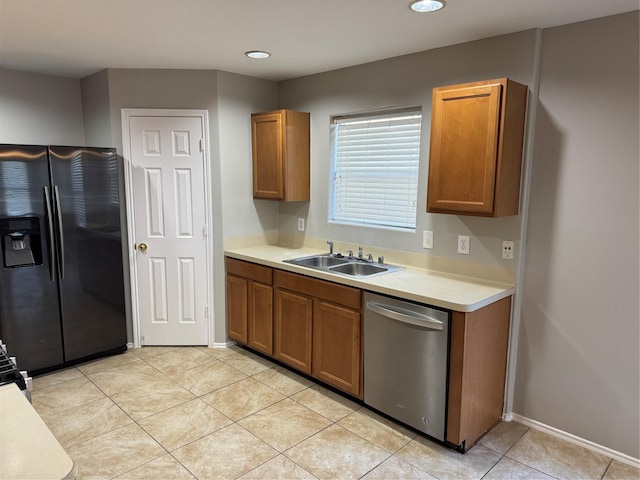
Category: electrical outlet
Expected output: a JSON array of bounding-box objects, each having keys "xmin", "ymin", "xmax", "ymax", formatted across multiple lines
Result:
[
  {"xmin": 502, "ymin": 240, "xmax": 514, "ymax": 259},
  {"xmin": 457, "ymin": 235, "xmax": 470, "ymax": 255},
  {"xmin": 297, "ymin": 217, "xmax": 305, "ymax": 232},
  {"xmin": 423, "ymin": 230, "xmax": 433, "ymax": 249}
]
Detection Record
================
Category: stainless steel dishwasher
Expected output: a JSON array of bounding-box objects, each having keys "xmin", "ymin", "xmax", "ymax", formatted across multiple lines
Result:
[{"xmin": 364, "ymin": 292, "xmax": 450, "ymax": 441}]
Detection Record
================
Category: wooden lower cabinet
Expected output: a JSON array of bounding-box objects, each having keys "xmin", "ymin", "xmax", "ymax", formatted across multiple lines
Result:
[
  {"xmin": 446, "ymin": 296, "xmax": 512, "ymax": 450},
  {"xmin": 274, "ymin": 269, "xmax": 363, "ymax": 398},
  {"xmin": 248, "ymin": 282, "xmax": 274, "ymax": 355},
  {"xmin": 225, "ymin": 258, "xmax": 361, "ymax": 395},
  {"xmin": 226, "ymin": 274, "xmax": 248, "ymax": 343},
  {"xmin": 274, "ymin": 289, "xmax": 313, "ymax": 373},
  {"xmin": 225, "ymin": 258, "xmax": 273, "ymax": 356},
  {"xmin": 312, "ymin": 300, "xmax": 361, "ymax": 397}
]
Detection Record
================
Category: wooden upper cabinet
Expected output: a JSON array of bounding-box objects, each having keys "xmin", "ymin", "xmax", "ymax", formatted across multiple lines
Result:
[
  {"xmin": 427, "ymin": 78, "xmax": 527, "ymax": 217},
  {"xmin": 251, "ymin": 109, "xmax": 310, "ymax": 201}
]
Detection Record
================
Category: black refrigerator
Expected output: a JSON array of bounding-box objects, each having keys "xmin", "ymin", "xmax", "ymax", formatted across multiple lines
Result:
[{"xmin": 0, "ymin": 145, "xmax": 127, "ymax": 374}]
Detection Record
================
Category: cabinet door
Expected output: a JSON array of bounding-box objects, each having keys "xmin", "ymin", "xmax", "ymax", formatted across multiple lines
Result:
[
  {"xmin": 226, "ymin": 274, "xmax": 248, "ymax": 344},
  {"xmin": 274, "ymin": 288, "xmax": 313, "ymax": 373},
  {"xmin": 248, "ymin": 281, "xmax": 273, "ymax": 355},
  {"xmin": 427, "ymin": 83, "xmax": 502, "ymax": 215},
  {"xmin": 312, "ymin": 300, "xmax": 362, "ymax": 397},
  {"xmin": 252, "ymin": 111, "xmax": 284, "ymax": 199}
]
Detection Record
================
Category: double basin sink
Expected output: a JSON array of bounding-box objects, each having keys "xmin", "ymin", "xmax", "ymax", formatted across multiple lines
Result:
[{"xmin": 283, "ymin": 253, "xmax": 404, "ymax": 278}]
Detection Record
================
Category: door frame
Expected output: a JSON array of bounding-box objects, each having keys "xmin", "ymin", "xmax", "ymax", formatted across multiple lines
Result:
[{"xmin": 121, "ymin": 108, "xmax": 213, "ymax": 348}]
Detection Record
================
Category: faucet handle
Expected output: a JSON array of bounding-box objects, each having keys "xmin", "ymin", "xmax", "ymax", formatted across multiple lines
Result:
[{"xmin": 378, "ymin": 256, "xmax": 384, "ymax": 264}]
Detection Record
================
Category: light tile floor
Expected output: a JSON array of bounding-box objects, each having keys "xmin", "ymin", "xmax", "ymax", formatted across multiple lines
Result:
[{"xmin": 30, "ymin": 346, "xmax": 639, "ymax": 480}]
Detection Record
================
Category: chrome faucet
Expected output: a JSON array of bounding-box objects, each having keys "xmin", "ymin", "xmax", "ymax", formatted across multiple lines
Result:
[
  {"xmin": 346, "ymin": 249, "xmax": 354, "ymax": 259},
  {"xmin": 358, "ymin": 245, "xmax": 363, "ymax": 259},
  {"xmin": 366, "ymin": 253, "xmax": 374, "ymax": 262},
  {"xmin": 327, "ymin": 240, "xmax": 334, "ymax": 255}
]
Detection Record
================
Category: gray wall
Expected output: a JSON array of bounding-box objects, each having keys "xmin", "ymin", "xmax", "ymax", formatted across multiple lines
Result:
[
  {"xmin": 216, "ymin": 71, "xmax": 279, "ymax": 240},
  {"xmin": 277, "ymin": 30, "xmax": 538, "ymax": 269},
  {"xmin": 80, "ymin": 70, "xmax": 112, "ymax": 147},
  {"xmin": 80, "ymin": 68, "xmax": 278, "ymax": 345},
  {"xmin": 0, "ymin": 68, "xmax": 85, "ymax": 145},
  {"xmin": 514, "ymin": 12, "xmax": 639, "ymax": 458}
]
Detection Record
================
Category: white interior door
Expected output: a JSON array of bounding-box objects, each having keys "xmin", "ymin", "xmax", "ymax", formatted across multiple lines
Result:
[{"xmin": 126, "ymin": 114, "xmax": 209, "ymax": 345}]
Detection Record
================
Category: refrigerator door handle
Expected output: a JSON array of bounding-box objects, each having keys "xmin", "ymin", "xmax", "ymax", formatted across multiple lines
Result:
[
  {"xmin": 53, "ymin": 185, "xmax": 65, "ymax": 279},
  {"xmin": 43, "ymin": 186, "xmax": 57, "ymax": 281}
]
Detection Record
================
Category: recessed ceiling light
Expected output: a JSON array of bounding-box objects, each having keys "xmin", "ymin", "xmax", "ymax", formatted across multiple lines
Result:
[
  {"xmin": 409, "ymin": 0, "xmax": 445, "ymax": 13},
  {"xmin": 245, "ymin": 50, "xmax": 271, "ymax": 59}
]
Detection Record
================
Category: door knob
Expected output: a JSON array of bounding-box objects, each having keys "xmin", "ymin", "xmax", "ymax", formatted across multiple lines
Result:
[{"xmin": 138, "ymin": 243, "xmax": 147, "ymax": 252}]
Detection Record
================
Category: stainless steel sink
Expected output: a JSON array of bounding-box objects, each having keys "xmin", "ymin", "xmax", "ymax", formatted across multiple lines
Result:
[
  {"xmin": 283, "ymin": 254, "xmax": 404, "ymax": 278},
  {"xmin": 290, "ymin": 254, "xmax": 350, "ymax": 268},
  {"xmin": 329, "ymin": 262, "xmax": 388, "ymax": 276}
]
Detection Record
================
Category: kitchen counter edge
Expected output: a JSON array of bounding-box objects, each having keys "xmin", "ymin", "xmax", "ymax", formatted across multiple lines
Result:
[{"xmin": 224, "ymin": 245, "xmax": 514, "ymax": 313}]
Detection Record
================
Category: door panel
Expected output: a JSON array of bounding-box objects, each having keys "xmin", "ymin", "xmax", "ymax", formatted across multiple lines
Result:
[
  {"xmin": 129, "ymin": 116, "xmax": 208, "ymax": 345},
  {"xmin": 226, "ymin": 274, "xmax": 247, "ymax": 343},
  {"xmin": 248, "ymin": 281, "xmax": 273, "ymax": 355},
  {"xmin": 274, "ymin": 288, "xmax": 312, "ymax": 373},
  {"xmin": 427, "ymin": 84, "xmax": 501, "ymax": 214},
  {"xmin": 312, "ymin": 300, "xmax": 361, "ymax": 396}
]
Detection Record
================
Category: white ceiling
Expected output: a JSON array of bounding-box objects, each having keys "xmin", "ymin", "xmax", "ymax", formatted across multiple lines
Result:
[{"xmin": 0, "ymin": 0, "xmax": 637, "ymax": 81}]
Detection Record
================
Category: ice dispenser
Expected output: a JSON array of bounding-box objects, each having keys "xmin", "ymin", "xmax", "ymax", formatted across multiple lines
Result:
[{"xmin": 0, "ymin": 217, "xmax": 42, "ymax": 268}]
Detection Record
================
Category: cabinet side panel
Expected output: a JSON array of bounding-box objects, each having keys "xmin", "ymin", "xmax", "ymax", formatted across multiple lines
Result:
[
  {"xmin": 494, "ymin": 79, "xmax": 528, "ymax": 216},
  {"xmin": 283, "ymin": 110, "xmax": 310, "ymax": 201},
  {"xmin": 447, "ymin": 311, "xmax": 466, "ymax": 445},
  {"xmin": 450, "ymin": 297, "xmax": 512, "ymax": 448}
]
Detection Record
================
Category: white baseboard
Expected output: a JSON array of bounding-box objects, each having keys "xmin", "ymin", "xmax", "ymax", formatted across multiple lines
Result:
[
  {"xmin": 210, "ymin": 341, "xmax": 235, "ymax": 348},
  {"xmin": 503, "ymin": 413, "xmax": 639, "ymax": 469},
  {"xmin": 126, "ymin": 342, "xmax": 134, "ymax": 349}
]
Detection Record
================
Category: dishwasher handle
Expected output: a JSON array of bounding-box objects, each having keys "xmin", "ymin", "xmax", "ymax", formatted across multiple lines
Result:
[{"xmin": 366, "ymin": 301, "xmax": 444, "ymax": 331}]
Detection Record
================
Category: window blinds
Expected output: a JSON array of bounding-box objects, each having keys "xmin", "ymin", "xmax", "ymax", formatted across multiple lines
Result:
[{"xmin": 330, "ymin": 110, "xmax": 422, "ymax": 230}]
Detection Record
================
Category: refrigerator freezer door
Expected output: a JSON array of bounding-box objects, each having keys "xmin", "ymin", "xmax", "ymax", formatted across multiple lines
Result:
[
  {"xmin": 48, "ymin": 146, "xmax": 126, "ymax": 362},
  {"xmin": 0, "ymin": 145, "xmax": 64, "ymax": 371}
]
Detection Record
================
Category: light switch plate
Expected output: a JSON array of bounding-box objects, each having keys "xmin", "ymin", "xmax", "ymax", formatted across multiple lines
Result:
[
  {"xmin": 423, "ymin": 230, "xmax": 433, "ymax": 249},
  {"xmin": 297, "ymin": 217, "xmax": 305, "ymax": 232}
]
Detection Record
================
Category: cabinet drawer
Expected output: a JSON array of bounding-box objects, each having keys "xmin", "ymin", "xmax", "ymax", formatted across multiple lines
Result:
[
  {"xmin": 275, "ymin": 270, "xmax": 361, "ymax": 310},
  {"xmin": 226, "ymin": 258, "xmax": 273, "ymax": 285}
]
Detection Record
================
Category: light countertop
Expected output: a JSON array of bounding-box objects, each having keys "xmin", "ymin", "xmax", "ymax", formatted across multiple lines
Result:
[
  {"xmin": 225, "ymin": 244, "xmax": 514, "ymax": 312},
  {"xmin": 0, "ymin": 383, "xmax": 74, "ymax": 480}
]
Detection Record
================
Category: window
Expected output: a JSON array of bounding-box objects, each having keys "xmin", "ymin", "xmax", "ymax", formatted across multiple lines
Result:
[{"xmin": 329, "ymin": 108, "xmax": 422, "ymax": 230}]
